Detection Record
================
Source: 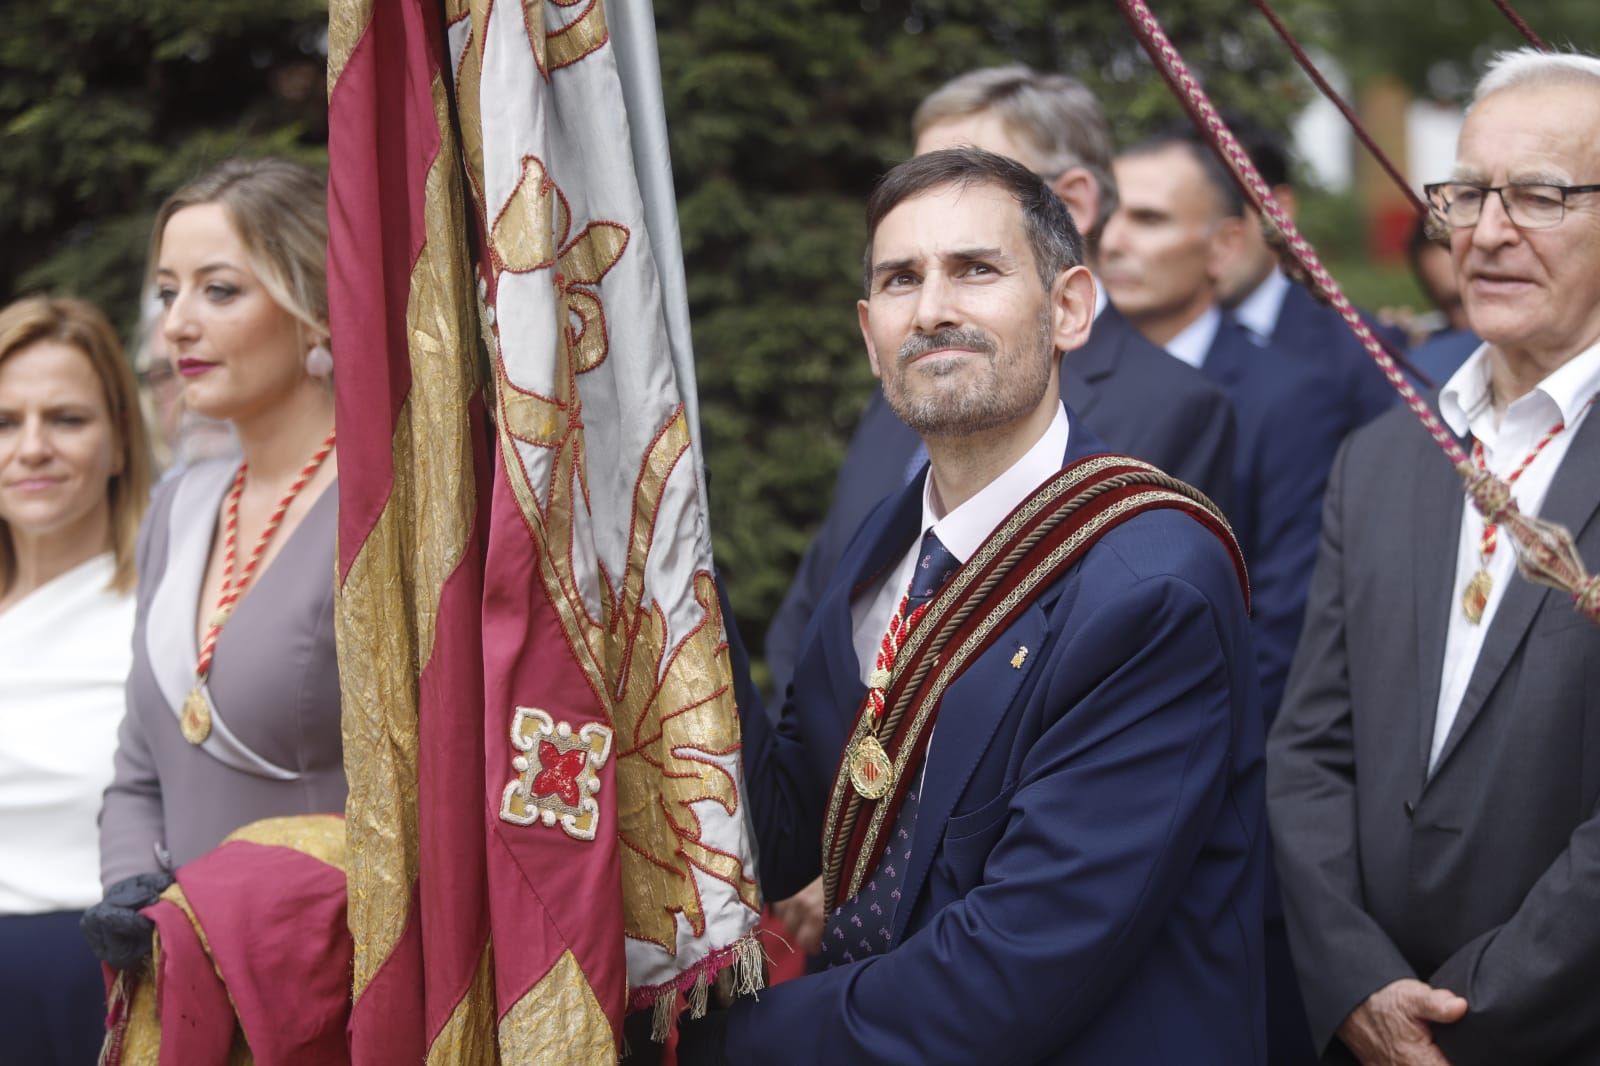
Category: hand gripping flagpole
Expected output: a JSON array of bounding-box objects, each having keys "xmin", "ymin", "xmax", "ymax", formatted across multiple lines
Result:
[{"xmin": 1114, "ymin": 0, "xmax": 1600, "ymax": 625}]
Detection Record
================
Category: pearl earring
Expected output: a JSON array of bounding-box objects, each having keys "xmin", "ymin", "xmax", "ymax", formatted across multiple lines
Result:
[{"xmin": 306, "ymin": 343, "xmax": 334, "ymax": 378}]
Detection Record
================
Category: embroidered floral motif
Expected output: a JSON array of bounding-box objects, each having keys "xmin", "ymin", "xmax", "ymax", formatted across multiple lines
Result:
[{"xmin": 500, "ymin": 707, "xmax": 613, "ymax": 841}]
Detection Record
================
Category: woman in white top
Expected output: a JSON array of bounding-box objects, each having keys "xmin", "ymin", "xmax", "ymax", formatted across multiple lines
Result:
[{"xmin": 0, "ymin": 295, "xmax": 153, "ymax": 1065}]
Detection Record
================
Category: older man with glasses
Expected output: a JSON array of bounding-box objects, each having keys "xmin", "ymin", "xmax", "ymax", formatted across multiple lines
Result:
[{"xmin": 1269, "ymin": 48, "xmax": 1600, "ymax": 1066}]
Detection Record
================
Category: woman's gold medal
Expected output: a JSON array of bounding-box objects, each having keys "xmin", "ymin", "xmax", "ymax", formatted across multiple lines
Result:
[{"xmin": 181, "ymin": 685, "xmax": 212, "ymax": 745}]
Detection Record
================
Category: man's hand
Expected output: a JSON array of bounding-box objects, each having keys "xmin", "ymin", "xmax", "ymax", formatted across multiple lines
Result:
[
  {"xmin": 771, "ymin": 876, "xmax": 825, "ymax": 956},
  {"xmin": 1336, "ymin": 979, "xmax": 1468, "ymax": 1066}
]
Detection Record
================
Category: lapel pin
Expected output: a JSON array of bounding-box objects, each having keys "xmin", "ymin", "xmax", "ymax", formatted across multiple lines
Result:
[{"xmin": 1010, "ymin": 646, "xmax": 1029, "ymax": 670}]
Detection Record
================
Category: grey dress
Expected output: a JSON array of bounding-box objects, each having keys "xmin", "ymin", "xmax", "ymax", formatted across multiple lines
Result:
[{"xmin": 100, "ymin": 459, "xmax": 345, "ymax": 886}]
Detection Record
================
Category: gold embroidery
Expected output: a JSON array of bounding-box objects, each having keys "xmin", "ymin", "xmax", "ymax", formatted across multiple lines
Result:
[
  {"xmin": 544, "ymin": 0, "xmax": 604, "ymax": 72},
  {"xmin": 500, "ymin": 709, "xmax": 614, "ymax": 840},
  {"xmin": 223, "ymin": 814, "xmax": 347, "ymax": 871},
  {"xmin": 326, "ymin": 0, "xmax": 376, "ymax": 96},
  {"xmin": 491, "ymin": 156, "xmax": 560, "ymax": 274},
  {"xmin": 427, "ymin": 940, "xmax": 498, "ymax": 1066},
  {"xmin": 338, "ymin": 70, "xmax": 482, "ymax": 1004},
  {"xmin": 497, "ymin": 950, "xmax": 613, "ymax": 1064}
]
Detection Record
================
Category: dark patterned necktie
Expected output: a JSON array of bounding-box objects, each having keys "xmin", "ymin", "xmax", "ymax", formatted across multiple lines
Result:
[{"xmin": 819, "ymin": 529, "xmax": 959, "ymax": 967}]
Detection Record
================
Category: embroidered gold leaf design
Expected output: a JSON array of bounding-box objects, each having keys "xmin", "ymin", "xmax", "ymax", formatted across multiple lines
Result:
[
  {"xmin": 547, "ymin": 0, "xmax": 608, "ymax": 72},
  {"xmin": 613, "ymin": 569, "xmax": 761, "ymax": 947},
  {"xmin": 491, "ymin": 156, "xmax": 562, "ymax": 274}
]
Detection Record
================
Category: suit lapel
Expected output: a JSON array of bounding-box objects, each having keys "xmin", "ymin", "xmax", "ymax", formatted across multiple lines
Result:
[
  {"xmin": 891, "ymin": 435, "xmax": 1090, "ymax": 939},
  {"xmin": 892, "ymin": 596, "xmax": 1053, "ymax": 942},
  {"xmin": 815, "ymin": 477, "xmax": 926, "ymax": 716},
  {"xmin": 1412, "ymin": 420, "xmax": 1466, "ymax": 774},
  {"xmin": 1430, "ymin": 412, "xmax": 1600, "ymax": 775}
]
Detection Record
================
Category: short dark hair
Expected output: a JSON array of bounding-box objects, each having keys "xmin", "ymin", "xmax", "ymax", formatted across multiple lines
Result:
[
  {"xmin": 1124, "ymin": 126, "xmax": 1246, "ymax": 219},
  {"xmin": 863, "ymin": 147, "xmax": 1085, "ymax": 296}
]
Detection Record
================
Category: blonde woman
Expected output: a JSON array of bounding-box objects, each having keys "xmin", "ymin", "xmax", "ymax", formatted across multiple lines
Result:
[
  {"xmin": 0, "ymin": 295, "xmax": 152, "ymax": 1063},
  {"xmin": 85, "ymin": 158, "xmax": 345, "ymax": 972}
]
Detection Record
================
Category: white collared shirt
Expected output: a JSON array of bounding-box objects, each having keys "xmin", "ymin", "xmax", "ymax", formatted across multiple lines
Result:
[
  {"xmin": 849, "ymin": 403, "xmax": 1071, "ymax": 685},
  {"xmin": 1431, "ymin": 339, "xmax": 1600, "ymax": 770},
  {"xmin": 1234, "ymin": 267, "xmax": 1292, "ymax": 344},
  {"xmin": 1164, "ymin": 306, "xmax": 1223, "ymax": 370}
]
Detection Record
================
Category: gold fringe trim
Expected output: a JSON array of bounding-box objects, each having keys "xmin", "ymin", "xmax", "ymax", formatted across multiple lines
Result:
[{"xmin": 650, "ymin": 989, "xmax": 678, "ymax": 1043}]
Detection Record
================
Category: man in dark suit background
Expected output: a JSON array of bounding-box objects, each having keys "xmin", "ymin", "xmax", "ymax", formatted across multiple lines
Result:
[
  {"xmin": 763, "ymin": 66, "xmax": 1236, "ymax": 708},
  {"xmin": 1269, "ymin": 48, "xmax": 1600, "ymax": 1065},
  {"xmin": 1216, "ymin": 118, "xmax": 1405, "ymax": 432},
  {"xmin": 684, "ymin": 145, "xmax": 1265, "ymax": 1066},
  {"xmin": 1101, "ymin": 130, "xmax": 1346, "ymax": 727},
  {"xmin": 1100, "ymin": 127, "xmax": 1353, "ymax": 1066}
]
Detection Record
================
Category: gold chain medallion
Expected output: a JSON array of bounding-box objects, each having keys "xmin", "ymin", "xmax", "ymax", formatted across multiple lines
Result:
[
  {"xmin": 1462, "ymin": 568, "xmax": 1492, "ymax": 624},
  {"xmin": 181, "ymin": 686, "xmax": 212, "ymax": 745},
  {"xmin": 848, "ymin": 732, "xmax": 894, "ymax": 800}
]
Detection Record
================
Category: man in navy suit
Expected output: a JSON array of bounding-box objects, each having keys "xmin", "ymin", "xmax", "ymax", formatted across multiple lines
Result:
[
  {"xmin": 1216, "ymin": 118, "xmax": 1402, "ymax": 430},
  {"xmin": 685, "ymin": 146, "xmax": 1264, "ymax": 1065},
  {"xmin": 1101, "ymin": 129, "xmax": 1350, "ymax": 1066},
  {"xmin": 763, "ymin": 67, "xmax": 1236, "ymax": 708}
]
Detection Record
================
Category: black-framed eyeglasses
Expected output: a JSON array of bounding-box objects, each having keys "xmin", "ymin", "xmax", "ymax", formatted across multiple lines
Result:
[{"xmin": 1424, "ymin": 181, "xmax": 1600, "ymax": 230}]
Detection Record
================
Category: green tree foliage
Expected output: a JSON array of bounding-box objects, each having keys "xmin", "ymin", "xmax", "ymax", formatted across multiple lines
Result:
[{"xmin": 0, "ymin": 0, "xmax": 328, "ymax": 331}]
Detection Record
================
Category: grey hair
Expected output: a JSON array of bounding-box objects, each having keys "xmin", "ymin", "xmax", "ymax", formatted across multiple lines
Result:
[
  {"xmin": 1472, "ymin": 47, "xmax": 1600, "ymax": 105},
  {"xmin": 912, "ymin": 65, "xmax": 1118, "ymax": 233}
]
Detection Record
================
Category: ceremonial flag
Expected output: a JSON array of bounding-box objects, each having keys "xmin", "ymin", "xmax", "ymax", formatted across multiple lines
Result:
[{"xmin": 329, "ymin": 0, "xmax": 763, "ymax": 1059}]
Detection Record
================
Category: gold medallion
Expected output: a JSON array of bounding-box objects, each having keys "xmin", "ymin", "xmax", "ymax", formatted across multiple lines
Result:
[
  {"xmin": 848, "ymin": 732, "xmax": 894, "ymax": 800},
  {"xmin": 181, "ymin": 686, "xmax": 212, "ymax": 745},
  {"xmin": 1462, "ymin": 568, "xmax": 1492, "ymax": 624}
]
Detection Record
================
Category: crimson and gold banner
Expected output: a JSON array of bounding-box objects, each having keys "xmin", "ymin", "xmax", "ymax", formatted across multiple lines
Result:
[{"xmin": 329, "ymin": 0, "xmax": 762, "ymax": 1060}]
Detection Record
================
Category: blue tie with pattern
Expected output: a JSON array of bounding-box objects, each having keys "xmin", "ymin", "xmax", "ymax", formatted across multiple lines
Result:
[{"xmin": 820, "ymin": 530, "xmax": 959, "ymax": 967}]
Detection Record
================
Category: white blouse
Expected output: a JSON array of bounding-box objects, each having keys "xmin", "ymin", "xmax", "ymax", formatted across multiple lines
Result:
[{"xmin": 0, "ymin": 553, "xmax": 134, "ymax": 912}]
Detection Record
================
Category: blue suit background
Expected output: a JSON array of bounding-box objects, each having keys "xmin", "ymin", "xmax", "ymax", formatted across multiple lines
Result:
[
  {"xmin": 762, "ymin": 303, "xmax": 1237, "ymax": 704},
  {"xmin": 720, "ymin": 421, "xmax": 1268, "ymax": 1065}
]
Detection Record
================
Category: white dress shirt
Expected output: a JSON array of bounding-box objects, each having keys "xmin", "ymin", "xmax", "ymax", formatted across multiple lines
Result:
[
  {"xmin": 1233, "ymin": 267, "xmax": 1292, "ymax": 344},
  {"xmin": 1431, "ymin": 339, "xmax": 1600, "ymax": 770},
  {"xmin": 0, "ymin": 553, "xmax": 134, "ymax": 912},
  {"xmin": 849, "ymin": 404, "xmax": 1071, "ymax": 685},
  {"xmin": 1164, "ymin": 306, "xmax": 1223, "ymax": 370}
]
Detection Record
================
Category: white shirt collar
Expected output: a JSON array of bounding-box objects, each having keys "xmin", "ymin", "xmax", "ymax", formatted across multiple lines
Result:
[
  {"xmin": 919, "ymin": 403, "xmax": 1070, "ymax": 564},
  {"xmin": 1233, "ymin": 267, "xmax": 1292, "ymax": 342},
  {"xmin": 1091, "ymin": 272, "xmax": 1108, "ymax": 321},
  {"xmin": 1439, "ymin": 338, "xmax": 1600, "ymax": 441},
  {"xmin": 1164, "ymin": 306, "xmax": 1223, "ymax": 370}
]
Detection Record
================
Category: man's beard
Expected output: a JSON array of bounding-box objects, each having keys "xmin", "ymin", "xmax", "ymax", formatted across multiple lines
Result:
[{"xmin": 883, "ymin": 314, "xmax": 1054, "ymax": 437}]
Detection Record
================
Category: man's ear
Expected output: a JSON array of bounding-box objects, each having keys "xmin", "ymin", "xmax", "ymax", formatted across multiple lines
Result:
[
  {"xmin": 1208, "ymin": 216, "xmax": 1248, "ymax": 284},
  {"xmin": 858, "ymin": 298, "xmax": 884, "ymax": 380},
  {"xmin": 1049, "ymin": 166, "xmax": 1099, "ymax": 238},
  {"xmin": 1050, "ymin": 265, "xmax": 1097, "ymax": 355}
]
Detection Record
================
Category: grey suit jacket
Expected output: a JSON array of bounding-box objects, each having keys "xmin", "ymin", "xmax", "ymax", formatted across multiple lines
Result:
[
  {"xmin": 100, "ymin": 462, "xmax": 346, "ymax": 886},
  {"xmin": 1267, "ymin": 400, "xmax": 1600, "ymax": 1065}
]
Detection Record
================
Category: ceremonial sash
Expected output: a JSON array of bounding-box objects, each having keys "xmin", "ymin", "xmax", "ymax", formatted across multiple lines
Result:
[{"xmin": 821, "ymin": 455, "xmax": 1248, "ymax": 910}]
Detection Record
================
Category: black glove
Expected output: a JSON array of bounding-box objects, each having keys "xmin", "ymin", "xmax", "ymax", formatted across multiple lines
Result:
[{"xmin": 81, "ymin": 871, "xmax": 174, "ymax": 970}]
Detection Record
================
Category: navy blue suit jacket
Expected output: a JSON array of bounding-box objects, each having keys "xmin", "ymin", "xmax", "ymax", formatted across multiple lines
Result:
[
  {"xmin": 1405, "ymin": 329, "xmax": 1479, "ymax": 392},
  {"xmin": 724, "ymin": 422, "xmax": 1267, "ymax": 1065},
  {"xmin": 762, "ymin": 304, "xmax": 1237, "ymax": 701},
  {"xmin": 1201, "ymin": 317, "xmax": 1347, "ymax": 724},
  {"xmin": 1269, "ymin": 280, "xmax": 1403, "ymax": 435}
]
